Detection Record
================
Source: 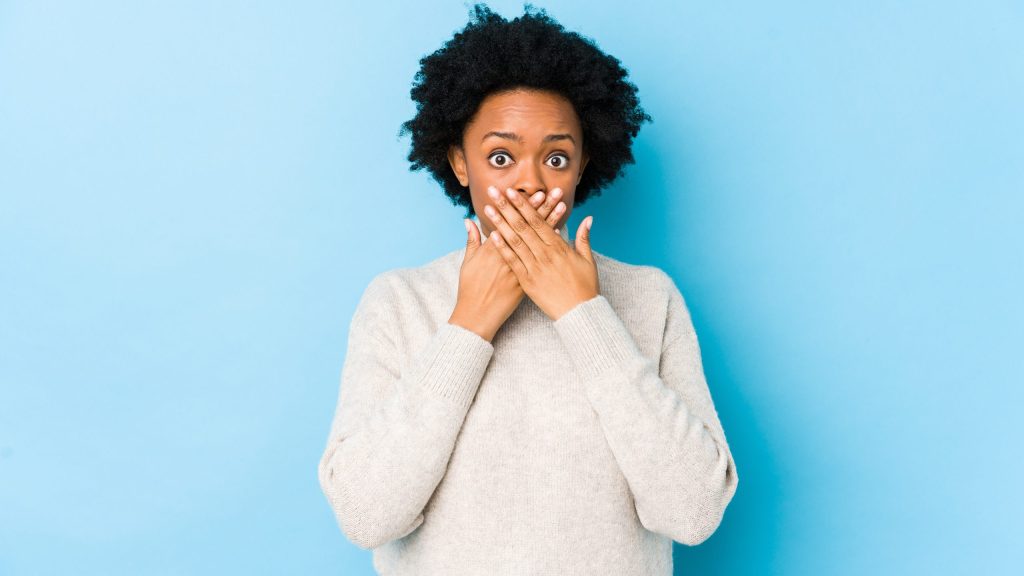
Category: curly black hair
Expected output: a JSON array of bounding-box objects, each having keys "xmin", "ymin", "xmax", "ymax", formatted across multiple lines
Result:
[{"xmin": 399, "ymin": 3, "xmax": 651, "ymax": 218}]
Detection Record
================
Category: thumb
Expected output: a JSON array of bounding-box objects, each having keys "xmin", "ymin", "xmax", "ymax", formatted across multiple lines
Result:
[
  {"xmin": 574, "ymin": 216, "xmax": 595, "ymax": 264},
  {"xmin": 463, "ymin": 218, "xmax": 481, "ymax": 259}
]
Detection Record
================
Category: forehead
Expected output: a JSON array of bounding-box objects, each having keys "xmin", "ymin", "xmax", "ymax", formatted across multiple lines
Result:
[{"xmin": 465, "ymin": 89, "xmax": 581, "ymax": 137}]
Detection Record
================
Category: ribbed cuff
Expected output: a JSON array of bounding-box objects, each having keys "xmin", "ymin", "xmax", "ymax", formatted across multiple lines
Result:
[
  {"xmin": 552, "ymin": 295, "xmax": 640, "ymax": 382},
  {"xmin": 409, "ymin": 322, "xmax": 494, "ymax": 408}
]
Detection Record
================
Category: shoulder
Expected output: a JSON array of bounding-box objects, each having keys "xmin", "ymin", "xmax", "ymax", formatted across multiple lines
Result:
[
  {"xmin": 370, "ymin": 247, "xmax": 461, "ymax": 296},
  {"xmin": 592, "ymin": 249, "xmax": 681, "ymax": 302},
  {"xmin": 591, "ymin": 249, "xmax": 693, "ymax": 341},
  {"xmin": 587, "ymin": 249, "xmax": 696, "ymax": 357},
  {"xmin": 353, "ymin": 247, "xmax": 462, "ymax": 325}
]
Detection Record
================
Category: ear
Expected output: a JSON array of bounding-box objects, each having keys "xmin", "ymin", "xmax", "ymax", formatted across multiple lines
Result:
[
  {"xmin": 576, "ymin": 153, "xmax": 590, "ymax": 185},
  {"xmin": 447, "ymin": 145, "xmax": 469, "ymax": 187}
]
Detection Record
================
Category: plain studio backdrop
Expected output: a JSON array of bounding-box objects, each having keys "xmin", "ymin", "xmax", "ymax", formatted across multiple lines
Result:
[{"xmin": 1, "ymin": 1, "xmax": 1021, "ymax": 574}]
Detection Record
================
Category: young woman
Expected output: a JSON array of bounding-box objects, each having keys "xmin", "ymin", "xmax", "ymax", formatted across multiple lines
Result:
[{"xmin": 318, "ymin": 5, "xmax": 738, "ymax": 574}]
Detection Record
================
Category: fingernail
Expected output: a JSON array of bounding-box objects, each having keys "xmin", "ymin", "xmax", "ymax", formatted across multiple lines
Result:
[
  {"xmin": 531, "ymin": 192, "xmax": 544, "ymax": 204},
  {"xmin": 485, "ymin": 205, "xmax": 496, "ymax": 217},
  {"xmin": 586, "ymin": 216, "xmax": 593, "ymax": 230},
  {"xmin": 505, "ymin": 188, "xmax": 516, "ymax": 200},
  {"xmin": 551, "ymin": 188, "xmax": 562, "ymax": 199},
  {"xmin": 487, "ymin": 186, "xmax": 499, "ymax": 199}
]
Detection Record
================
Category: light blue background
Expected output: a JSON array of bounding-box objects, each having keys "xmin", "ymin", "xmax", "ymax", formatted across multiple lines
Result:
[{"xmin": 1, "ymin": 1, "xmax": 1021, "ymax": 574}]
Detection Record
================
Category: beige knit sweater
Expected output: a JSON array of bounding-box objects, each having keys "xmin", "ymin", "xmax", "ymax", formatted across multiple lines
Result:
[{"xmin": 318, "ymin": 226, "xmax": 739, "ymax": 575}]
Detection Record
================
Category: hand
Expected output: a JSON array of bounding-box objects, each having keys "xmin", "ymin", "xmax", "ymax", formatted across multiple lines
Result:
[
  {"xmin": 483, "ymin": 185, "xmax": 599, "ymax": 321},
  {"xmin": 449, "ymin": 190, "xmax": 566, "ymax": 341}
]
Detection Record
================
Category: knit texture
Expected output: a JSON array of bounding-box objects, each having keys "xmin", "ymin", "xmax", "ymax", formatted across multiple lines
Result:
[{"xmin": 318, "ymin": 226, "xmax": 739, "ymax": 575}]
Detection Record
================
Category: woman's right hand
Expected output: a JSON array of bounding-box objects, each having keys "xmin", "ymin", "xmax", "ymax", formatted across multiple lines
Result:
[{"xmin": 449, "ymin": 190, "xmax": 566, "ymax": 341}]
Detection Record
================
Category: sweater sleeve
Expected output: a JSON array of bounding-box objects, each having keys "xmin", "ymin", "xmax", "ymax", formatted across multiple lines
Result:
[
  {"xmin": 317, "ymin": 274, "xmax": 495, "ymax": 550},
  {"xmin": 551, "ymin": 271, "xmax": 739, "ymax": 546}
]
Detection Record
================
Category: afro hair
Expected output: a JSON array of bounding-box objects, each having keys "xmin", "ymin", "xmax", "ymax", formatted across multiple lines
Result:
[{"xmin": 399, "ymin": 3, "xmax": 651, "ymax": 218}]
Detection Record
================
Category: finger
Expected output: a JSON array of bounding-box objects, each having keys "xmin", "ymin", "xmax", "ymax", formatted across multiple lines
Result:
[
  {"xmin": 526, "ymin": 192, "xmax": 550, "ymax": 230},
  {"xmin": 536, "ymin": 187, "xmax": 567, "ymax": 230},
  {"xmin": 547, "ymin": 201, "xmax": 566, "ymax": 229},
  {"xmin": 483, "ymin": 202, "xmax": 536, "ymax": 270},
  {"xmin": 488, "ymin": 229, "xmax": 530, "ymax": 280},
  {"xmin": 484, "ymin": 186, "xmax": 540, "ymax": 268},
  {"xmin": 489, "ymin": 185, "xmax": 551, "ymax": 259},
  {"xmin": 504, "ymin": 186, "xmax": 567, "ymax": 244},
  {"xmin": 526, "ymin": 189, "xmax": 565, "ymax": 231},
  {"xmin": 464, "ymin": 218, "xmax": 480, "ymax": 259},
  {"xmin": 531, "ymin": 191, "xmax": 566, "ymax": 229},
  {"xmin": 575, "ymin": 215, "xmax": 595, "ymax": 264},
  {"xmin": 532, "ymin": 187, "xmax": 556, "ymax": 221},
  {"xmin": 503, "ymin": 186, "xmax": 564, "ymax": 248}
]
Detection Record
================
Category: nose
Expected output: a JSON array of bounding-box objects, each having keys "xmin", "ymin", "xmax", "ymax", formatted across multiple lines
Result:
[{"xmin": 514, "ymin": 158, "xmax": 546, "ymax": 197}]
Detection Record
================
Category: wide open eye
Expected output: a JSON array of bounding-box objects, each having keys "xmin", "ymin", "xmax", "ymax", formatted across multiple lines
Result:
[
  {"xmin": 488, "ymin": 152, "xmax": 513, "ymax": 168},
  {"xmin": 545, "ymin": 153, "xmax": 570, "ymax": 169}
]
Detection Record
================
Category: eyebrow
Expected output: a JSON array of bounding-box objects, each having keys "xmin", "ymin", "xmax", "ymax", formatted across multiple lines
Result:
[{"xmin": 481, "ymin": 131, "xmax": 576, "ymax": 145}]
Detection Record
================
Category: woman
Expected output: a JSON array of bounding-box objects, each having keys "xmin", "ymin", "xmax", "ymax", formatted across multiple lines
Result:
[{"xmin": 318, "ymin": 5, "xmax": 738, "ymax": 574}]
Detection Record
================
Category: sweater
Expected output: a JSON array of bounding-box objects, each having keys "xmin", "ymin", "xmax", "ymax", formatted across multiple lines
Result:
[{"xmin": 317, "ymin": 225, "xmax": 739, "ymax": 575}]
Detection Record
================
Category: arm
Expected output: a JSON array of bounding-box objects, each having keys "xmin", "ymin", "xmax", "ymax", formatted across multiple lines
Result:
[
  {"xmin": 317, "ymin": 274, "xmax": 494, "ymax": 549},
  {"xmin": 551, "ymin": 271, "xmax": 739, "ymax": 546}
]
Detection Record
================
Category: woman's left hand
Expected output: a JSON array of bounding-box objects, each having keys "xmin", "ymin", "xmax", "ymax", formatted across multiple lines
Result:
[{"xmin": 483, "ymin": 185, "xmax": 599, "ymax": 321}]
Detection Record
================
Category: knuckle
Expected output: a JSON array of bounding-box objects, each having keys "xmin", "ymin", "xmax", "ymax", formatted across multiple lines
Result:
[
  {"xmin": 511, "ymin": 218, "xmax": 530, "ymax": 234},
  {"xmin": 522, "ymin": 270, "xmax": 536, "ymax": 288},
  {"xmin": 536, "ymin": 198, "xmax": 551, "ymax": 215}
]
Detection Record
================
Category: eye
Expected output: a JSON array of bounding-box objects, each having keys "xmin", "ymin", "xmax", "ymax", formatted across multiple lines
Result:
[
  {"xmin": 488, "ymin": 152, "xmax": 513, "ymax": 168},
  {"xmin": 546, "ymin": 153, "xmax": 570, "ymax": 169}
]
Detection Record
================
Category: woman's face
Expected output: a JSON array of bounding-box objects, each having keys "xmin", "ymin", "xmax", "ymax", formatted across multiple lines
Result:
[{"xmin": 448, "ymin": 88, "xmax": 589, "ymax": 238}]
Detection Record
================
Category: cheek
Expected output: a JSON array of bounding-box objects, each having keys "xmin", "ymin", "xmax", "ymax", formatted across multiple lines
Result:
[
  {"xmin": 469, "ymin": 188, "xmax": 493, "ymax": 215},
  {"xmin": 470, "ymin": 175, "xmax": 495, "ymax": 195},
  {"xmin": 558, "ymin": 183, "xmax": 577, "ymax": 205}
]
